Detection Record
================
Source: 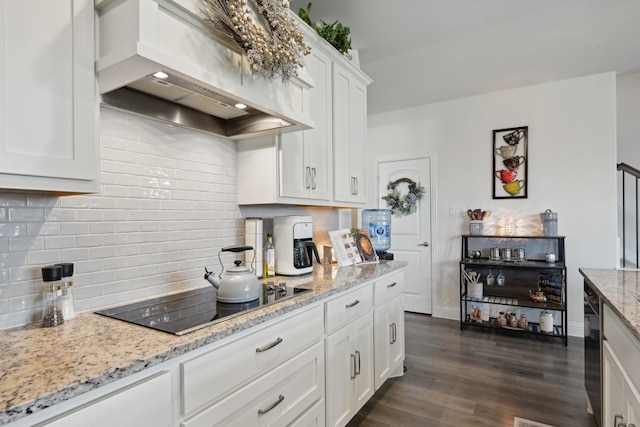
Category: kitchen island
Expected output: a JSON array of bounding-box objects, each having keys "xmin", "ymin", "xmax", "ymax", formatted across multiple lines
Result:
[
  {"xmin": 580, "ymin": 268, "xmax": 640, "ymax": 340},
  {"xmin": 0, "ymin": 261, "xmax": 406, "ymax": 426},
  {"xmin": 579, "ymin": 268, "xmax": 640, "ymax": 427}
]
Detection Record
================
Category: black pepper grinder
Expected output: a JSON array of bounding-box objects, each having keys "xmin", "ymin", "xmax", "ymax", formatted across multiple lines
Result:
[{"xmin": 41, "ymin": 265, "xmax": 64, "ymax": 327}]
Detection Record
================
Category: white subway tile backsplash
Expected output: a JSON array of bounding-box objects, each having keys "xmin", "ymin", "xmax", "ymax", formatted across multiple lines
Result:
[
  {"xmin": 0, "ymin": 109, "xmax": 340, "ymax": 330},
  {"xmin": 76, "ymin": 235, "xmax": 103, "ymax": 247},
  {"xmin": 28, "ymin": 222, "xmax": 61, "ymax": 237},
  {"xmin": 8, "ymin": 208, "xmax": 45, "ymax": 222},
  {"xmin": 0, "ymin": 194, "xmax": 27, "ymax": 207},
  {"xmin": 27, "ymin": 250, "xmax": 61, "ymax": 266},
  {"xmin": 43, "ymin": 236, "xmax": 74, "ymax": 250}
]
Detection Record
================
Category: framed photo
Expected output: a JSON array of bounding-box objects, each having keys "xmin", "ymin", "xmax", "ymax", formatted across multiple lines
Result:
[{"xmin": 493, "ymin": 126, "xmax": 528, "ymax": 199}]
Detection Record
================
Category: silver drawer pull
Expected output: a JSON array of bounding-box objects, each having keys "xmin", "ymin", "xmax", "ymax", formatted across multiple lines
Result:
[
  {"xmin": 355, "ymin": 350, "xmax": 361, "ymax": 375},
  {"xmin": 258, "ymin": 395, "xmax": 284, "ymax": 415},
  {"xmin": 386, "ymin": 281, "xmax": 397, "ymax": 288},
  {"xmin": 350, "ymin": 353, "xmax": 357, "ymax": 379},
  {"xmin": 256, "ymin": 337, "xmax": 283, "ymax": 353},
  {"xmin": 345, "ymin": 300, "xmax": 360, "ymax": 308}
]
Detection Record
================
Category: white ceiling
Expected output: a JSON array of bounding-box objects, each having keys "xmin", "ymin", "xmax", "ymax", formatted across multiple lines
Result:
[{"xmin": 290, "ymin": 0, "xmax": 640, "ymax": 114}]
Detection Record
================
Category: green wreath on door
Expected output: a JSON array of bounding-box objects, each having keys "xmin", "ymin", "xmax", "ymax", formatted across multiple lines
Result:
[{"xmin": 382, "ymin": 178, "xmax": 425, "ymax": 216}]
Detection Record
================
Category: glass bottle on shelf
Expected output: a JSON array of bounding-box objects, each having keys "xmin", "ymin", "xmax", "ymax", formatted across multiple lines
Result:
[
  {"xmin": 518, "ymin": 314, "xmax": 528, "ymax": 329},
  {"xmin": 496, "ymin": 269, "xmax": 505, "ymax": 286},
  {"xmin": 508, "ymin": 314, "xmax": 518, "ymax": 328},
  {"xmin": 486, "ymin": 268, "xmax": 494, "ymax": 286},
  {"xmin": 497, "ymin": 312, "xmax": 507, "ymax": 327}
]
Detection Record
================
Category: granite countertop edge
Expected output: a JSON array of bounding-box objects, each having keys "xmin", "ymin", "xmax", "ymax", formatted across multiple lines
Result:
[
  {"xmin": 0, "ymin": 261, "xmax": 407, "ymax": 425},
  {"xmin": 579, "ymin": 267, "xmax": 640, "ymax": 342}
]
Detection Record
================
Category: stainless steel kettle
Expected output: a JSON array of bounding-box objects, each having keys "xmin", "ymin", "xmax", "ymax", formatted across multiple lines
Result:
[{"xmin": 204, "ymin": 246, "xmax": 261, "ymax": 303}]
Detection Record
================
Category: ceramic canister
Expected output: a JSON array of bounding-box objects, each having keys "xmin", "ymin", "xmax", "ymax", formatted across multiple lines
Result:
[{"xmin": 540, "ymin": 310, "xmax": 554, "ymax": 333}]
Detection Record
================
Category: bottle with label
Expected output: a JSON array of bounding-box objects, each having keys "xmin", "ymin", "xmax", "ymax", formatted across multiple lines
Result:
[
  {"xmin": 263, "ymin": 234, "xmax": 275, "ymax": 278},
  {"xmin": 362, "ymin": 209, "xmax": 391, "ymax": 253}
]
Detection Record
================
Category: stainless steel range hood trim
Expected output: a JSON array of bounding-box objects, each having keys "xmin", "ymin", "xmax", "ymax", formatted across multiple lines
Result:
[{"xmin": 101, "ymin": 87, "xmax": 295, "ymax": 138}]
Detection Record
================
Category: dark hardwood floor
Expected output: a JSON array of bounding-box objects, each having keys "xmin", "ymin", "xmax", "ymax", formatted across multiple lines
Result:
[{"xmin": 348, "ymin": 313, "xmax": 598, "ymax": 427}]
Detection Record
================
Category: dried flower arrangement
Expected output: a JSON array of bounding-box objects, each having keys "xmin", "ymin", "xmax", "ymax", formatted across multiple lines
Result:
[{"xmin": 201, "ymin": 0, "xmax": 311, "ymax": 82}]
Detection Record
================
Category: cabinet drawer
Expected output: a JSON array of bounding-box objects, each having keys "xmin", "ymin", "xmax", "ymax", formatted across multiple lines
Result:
[
  {"xmin": 325, "ymin": 283, "xmax": 373, "ymax": 334},
  {"xmin": 41, "ymin": 371, "xmax": 173, "ymax": 427},
  {"xmin": 181, "ymin": 304, "xmax": 323, "ymax": 415},
  {"xmin": 181, "ymin": 342, "xmax": 324, "ymax": 427},
  {"xmin": 603, "ymin": 304, "xmax": 640, "ymax": 388},
  {"xmin": 373, "ymin": 271, "xmax": 404, "ymax": 306},
  {"xmin": 289, "ymin": 398, "xmax": 325, "ymax": 427}
]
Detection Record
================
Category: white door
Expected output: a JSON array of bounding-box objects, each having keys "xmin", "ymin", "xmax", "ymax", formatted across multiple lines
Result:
[{"xmin": 377, "ymin": 157, "xmax": 433, "ymax": 314}]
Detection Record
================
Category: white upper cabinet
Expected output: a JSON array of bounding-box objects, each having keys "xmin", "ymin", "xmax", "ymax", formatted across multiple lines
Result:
[
  {"xmin": 237, "ymin": 15, "xmax": 371, "ymax": 207},
  {"xmin": 332, "ymin": 65, "xmax": 368, "ymax": 204},
  {"xmin": 279, "ymin": 40, "xmax": 333, "ymax": 202},
  {"xmin": 0, "ymin": 0, "xmax": 98, "ymax": 193}
]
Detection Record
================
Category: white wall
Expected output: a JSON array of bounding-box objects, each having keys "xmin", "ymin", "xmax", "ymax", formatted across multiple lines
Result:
[
  {"xmin": 616, "ymin": 72, "xmax": 640, "ymax": 267},
  {"xmin": 617, "ymin": 72, "xmax": 640, "ymax": 164},
  {"xmin": 367, "ymin": 72, "xmax": 618, "ymax": 336},
  {"xmin": 0, "ymin": 109, "xmax": 341, "ymax": 329}
]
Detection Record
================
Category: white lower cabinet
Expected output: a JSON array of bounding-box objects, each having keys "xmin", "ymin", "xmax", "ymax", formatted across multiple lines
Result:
[
  {"xmin": 373, "ymin": 271, "xmax": 405, "ymax": 390},
  {"xmin": 325, "ymin": 312, "xmax": 374, "ymax": 427},
  {"xmin": 37, "ymin": 371, "xmax": 173, "ymax": 427},
  {"xmin": 602, "ymin": 304, "xmax": 640, "ymax": 427},
  {"xmin": 181, "ymin": 342, "xmax": 324, "ymax": 427},
  {"xmin": 373, "ymin": 294, "xmax": 405, "ymax": 390},
  {"xmin": 180, "ymin": 305, "xmax": 323, "ymax": 416}
]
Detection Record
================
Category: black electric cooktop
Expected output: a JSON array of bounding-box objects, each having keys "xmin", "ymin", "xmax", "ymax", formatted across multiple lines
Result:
[{"xmin": 96, "ymin": 284, "xmax": 311, "ymax": 335}]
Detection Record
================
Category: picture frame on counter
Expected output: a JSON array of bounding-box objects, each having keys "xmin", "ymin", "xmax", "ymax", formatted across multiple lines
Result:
[{"xmin": 493, "ymin": 126, "xmax": 528, "ymax": 199}]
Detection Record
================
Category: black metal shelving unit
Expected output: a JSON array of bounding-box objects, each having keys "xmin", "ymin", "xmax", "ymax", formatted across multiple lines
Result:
[{"xmin": 459, "ymin": 235, "xmax": 567, "ymax": 345}]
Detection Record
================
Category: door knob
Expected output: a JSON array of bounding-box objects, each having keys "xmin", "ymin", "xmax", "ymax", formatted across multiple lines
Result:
[{"xmin": 418, "ymin": 242, "xmax": 429, "ymax": 247}]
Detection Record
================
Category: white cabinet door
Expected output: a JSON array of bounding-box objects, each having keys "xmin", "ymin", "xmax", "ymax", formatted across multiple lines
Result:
[
  {"xmin": 325, "ymin": 312, "xmax": 373, "ymax": 427},
  {"xmin": 373, "ymin": 294, "xmax": 405, "ymax": 390},
  {"xmin": 304, "ymin": 45, "xmax": 333, "ymax": 202},
  {"xmin": 0, "ymin": 0, "xmax": 98, "ymax": 193},
  {"xmin": 626, "ymin": 378, "xmax": 640, "ymax": 427},
  {"xmin": 603, "ymin": 341, "xmax": 627, "ymax": 427},
  {"xmin": 43, "ymin": 371, "xmax": 173, "ymax": 427},
  {"xmin": 279, "ymin": 44, "xmax": 332, "ymax": 202},
  {"xmin": 332, "ymin": 65, "xmax": 367, "ymax": 204},
  {"xmin": 351, "ymin": 312, "xmax": 374, "ymax": 412}
]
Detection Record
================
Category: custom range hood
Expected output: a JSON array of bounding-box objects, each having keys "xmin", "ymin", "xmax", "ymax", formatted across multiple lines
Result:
[{"xmin": 95, "ymin": 0, "xmax": 313, "ymax": 140}]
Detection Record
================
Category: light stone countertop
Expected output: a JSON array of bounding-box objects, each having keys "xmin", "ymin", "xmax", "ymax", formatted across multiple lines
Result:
[
  {"xmin": 0, "ymin": 260, "xmax": 407, "ymax": 425},
  {"xmin": 579, "ymin": 268, "xmax": 640, "ymax": 341}
]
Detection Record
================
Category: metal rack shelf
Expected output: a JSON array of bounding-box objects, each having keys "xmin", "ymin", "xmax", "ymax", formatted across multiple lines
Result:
[{"xmin": 460, "ymin": 235, "xmax": 567, "ymax": 345}]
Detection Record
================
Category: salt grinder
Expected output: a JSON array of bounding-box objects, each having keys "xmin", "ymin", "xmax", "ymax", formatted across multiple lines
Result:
[{"xmin": 56, "ymin": 262, "xmax": 76, "ymax": 320}]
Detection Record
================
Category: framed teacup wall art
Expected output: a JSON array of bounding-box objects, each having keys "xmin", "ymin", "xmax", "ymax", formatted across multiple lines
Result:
[{"xmin": 493, "ymin": 126, "xmax": 528, "ymax": 199}]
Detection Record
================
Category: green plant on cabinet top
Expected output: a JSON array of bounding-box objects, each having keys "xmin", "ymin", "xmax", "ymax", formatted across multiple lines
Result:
[{"xmin": 298, "ymin": 2, "xmax": 352, "ymax": 55}]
